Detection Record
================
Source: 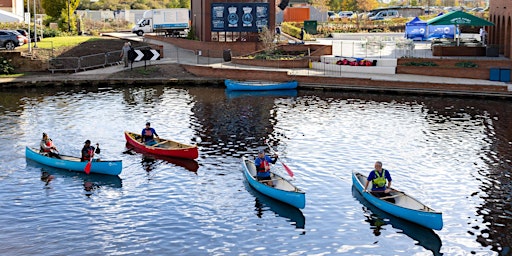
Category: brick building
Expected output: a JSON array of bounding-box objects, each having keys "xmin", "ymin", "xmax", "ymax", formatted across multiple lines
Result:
[
  {"xmin": 191, "ymin": 0, "xmax": 276, "ymax": 42},
  {"xmin": 488, "ymin": 0, "xmax": 512, "ymax": 58}
]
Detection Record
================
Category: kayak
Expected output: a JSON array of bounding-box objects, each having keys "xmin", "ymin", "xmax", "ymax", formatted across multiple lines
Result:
[
  {"xmin": 241, "ymin": 156, "xmax": 305, "ymax": 209},
  {"xmin": 352, "ymin": 171, "xmax": 443, "ymax": 230},
  {"xmin": 124, "ymin": 131, "xmax": 198, "ymax": 159},
  {"xmin": 25, "ymin": 147, "xmax": 122, "ymax": 176},
  {"xmin": 225, "ymin": 79, "xmax": 298, "ymax": 91}
]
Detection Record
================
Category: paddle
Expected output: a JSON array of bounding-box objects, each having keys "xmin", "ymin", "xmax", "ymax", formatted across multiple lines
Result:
[
  {"xmin": 84, "ymin": 143, "xmax": 99, "ymax": 175},
  {"xmin": 84, "ymin": 158, "xmax": 92, "ymax": 174},
  {"xmin": 265, "ymin": 140, "xmax": 294, "ymax": 179}
]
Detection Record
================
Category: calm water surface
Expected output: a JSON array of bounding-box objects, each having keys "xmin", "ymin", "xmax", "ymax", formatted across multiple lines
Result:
[{"xmin": 0, "ymin": 85, "xmax": 511, "ymax": 256}]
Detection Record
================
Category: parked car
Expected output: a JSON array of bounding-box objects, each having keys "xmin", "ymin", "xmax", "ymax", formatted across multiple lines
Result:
[
  {"xmin": 338, "ymin": 11, "xmax": 354, "ymax": 18},
  {"xmin": 16, "ymin": 29, "xmax": 29, "ymax": 44},
  {"xmin": 0, "ymin": 30, "xmax": 23, "ymax": 50},
  {"xmin": 369, "ymin": 10, "xmax": 400, "ymax": 20}
]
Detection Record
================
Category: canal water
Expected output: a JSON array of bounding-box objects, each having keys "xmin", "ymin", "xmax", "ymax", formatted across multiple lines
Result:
[{"xmin": 0, "ymin": 85, "xmax": 510, "ymax": 256}]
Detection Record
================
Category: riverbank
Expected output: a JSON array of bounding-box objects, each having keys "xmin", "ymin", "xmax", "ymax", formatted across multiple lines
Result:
[{"xmin": 1, "ymin": 34, "xmax": 511, "ymax": 98}]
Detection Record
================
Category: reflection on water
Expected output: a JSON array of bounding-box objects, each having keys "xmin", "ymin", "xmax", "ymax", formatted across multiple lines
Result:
[
  {"xmin": 0, "ymin": 85, "xmax": 511, "ymax": 255},
  {"xmin": 124, "ymin": 143, "xmax": 200, "ymax": 173},
  {"xmin": 243, "ymin": 179, "xmax": 306, "ymax": 232},
  {"xmin": 225, "ymin": 89, "xmax": 298, "ymax": 100},
  {"xmin": 352, "ymin": 186, "xmax": 442, "ymax": 255},
  {"xmin": 27, "ymin": 159, "xmax": 123, "ymax": 195}
]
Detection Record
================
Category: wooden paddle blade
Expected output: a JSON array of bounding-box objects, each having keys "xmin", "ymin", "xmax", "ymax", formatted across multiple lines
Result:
[
  {"xmin": 84, "ymin": 161, "xmax": 92, "ymax": 174},
  {"xmin": 282, "ymin": 162, "xmax": 294, "ymax": 178}
]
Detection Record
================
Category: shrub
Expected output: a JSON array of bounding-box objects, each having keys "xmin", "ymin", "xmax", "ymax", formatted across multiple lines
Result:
[
  {"xmin": 403, "ymin": 61, "xmax": 439, "ymax": 67},
  {"xmin": 0, "ymin": 57, "xmax": 15, "ymax": 75},
  {"xmin": 455, "ymin": 62, "xmax": 479, "ymax": 68}
]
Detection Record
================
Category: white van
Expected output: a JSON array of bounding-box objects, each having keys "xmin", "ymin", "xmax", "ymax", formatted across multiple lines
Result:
[{"xmin": 369, "ymin": 10, "xmax": 399, "ymax": 20}]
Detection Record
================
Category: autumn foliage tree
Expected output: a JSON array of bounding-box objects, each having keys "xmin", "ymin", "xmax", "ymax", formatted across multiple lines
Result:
[{"xmin": 356, "ymin": 0, "xmax": 379, "ymax": 13}]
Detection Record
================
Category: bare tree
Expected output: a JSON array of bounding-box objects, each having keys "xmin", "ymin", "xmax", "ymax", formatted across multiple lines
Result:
[{"xmin": 258, "ymin": 26, "xmax": 277, "ymax": 54}]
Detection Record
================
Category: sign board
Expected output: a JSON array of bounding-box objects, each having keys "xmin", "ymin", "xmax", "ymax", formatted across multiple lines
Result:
[
  {"xmin": 211, "ymin": 3, "xmax": 269, "ymax": 32},
  {"xmin": 128, "ymin": 49, "xmax": 161, "ymax": 62}
]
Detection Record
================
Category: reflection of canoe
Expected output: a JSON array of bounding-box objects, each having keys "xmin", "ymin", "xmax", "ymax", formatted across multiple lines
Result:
[
  {"xmin": 352, "ymin": 186, "xmax": 442, "ymax": 255},
  {"xmin": 352, "ymin": 171, "xmax": 443, "ymax": 230},
  {"xmin": 26, "ymin": 158, "xmax": 123, "ymax": 188},
  {"xmin": 243, "ymin": 180, "xmax": 305, "ymax": 229},
  {"xmin": 225, "ymin": 89, "xmax": 297, "ymax": 99},
  {"xmin": 242, "ymin": 157, "xmax": 305, "ymax": 209},
  {"xmin": 125, "ymin": 143, "xmax": 199, "ymax": 173},
  {"xmin": 25, "ymin": 147, "xmax": 122, "ymax": 176},
  {"xmin": 124, "ymin": 131, "xmax": 198, "ymax": 159},
  {"xmin": 225, "ymin": 79, "xmax": 298, "ymax": 91}
]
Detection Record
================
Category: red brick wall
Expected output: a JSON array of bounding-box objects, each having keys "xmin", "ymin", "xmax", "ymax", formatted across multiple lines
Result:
[
  {"xmin": 489, "ymin": 0, "xmax": 512, "ymax": 58},
  {"xmin": 396, "ymin": 58, "xmax": 512, "ymax": 80},
  {"xmin": 145, "ymin": 35, "xmax": 261, "ymax": 58},
  {"xmin": 182, "ymin": 64, "xmax": 509, "ymax": 93}
]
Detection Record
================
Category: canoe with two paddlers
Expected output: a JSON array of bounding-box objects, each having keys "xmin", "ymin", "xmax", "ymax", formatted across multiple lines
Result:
[
  {"xmin": 124, "ymin": 131, "xmax": 199, "ymax": 159},
  {"xmin": 352, "ymin": 171, "xmax": 443, "ymax": 230},
  {"xmin": 241, "ymin": 156, "xmax": 305, "ymax": 209},
  {"xmin": 25, "ymin": 147, "xmax": 122, "ymax": 176}
]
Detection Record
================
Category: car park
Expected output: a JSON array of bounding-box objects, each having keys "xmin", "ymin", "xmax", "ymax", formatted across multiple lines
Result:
[
  {"xmin": 0, "ymin": 30, "xmax": 24, "ymax": 50},
  {"xmin": 369, "ymin": 10, "xmax": 400, "ymax": 20},
  {"xmin": 338, "ymin": 11, "xmax": 354, "ymax": 18}
]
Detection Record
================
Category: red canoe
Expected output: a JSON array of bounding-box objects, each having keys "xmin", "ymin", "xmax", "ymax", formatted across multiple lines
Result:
[{"xmin": 124, "ymin": 131, "xmax": 199, "ymax": 159}]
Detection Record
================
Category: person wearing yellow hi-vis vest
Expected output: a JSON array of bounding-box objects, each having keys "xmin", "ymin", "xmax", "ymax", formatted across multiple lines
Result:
[{"xmin": 363, "ymin": 161, "xmax": 394, "ymax": 203}]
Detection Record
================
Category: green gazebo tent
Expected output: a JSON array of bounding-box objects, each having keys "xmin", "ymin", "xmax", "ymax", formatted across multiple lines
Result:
[{"xmin": 427, "ymin": 11, "xmax": 494, "ymax": 45}]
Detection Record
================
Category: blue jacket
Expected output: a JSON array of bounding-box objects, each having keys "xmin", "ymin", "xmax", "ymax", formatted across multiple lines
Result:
[
  {"xmin": 366, "ymin": 169, "xmax": 392, "ymax": 191},
  {"xmin": 254, "ymin": 155, "xmax": 277, "ymax": 178},
  {"xmin": 141, "ymin": 128, "xmax": 158, "ymax": 142}
]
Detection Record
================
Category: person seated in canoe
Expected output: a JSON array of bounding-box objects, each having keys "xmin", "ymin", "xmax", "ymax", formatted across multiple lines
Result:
[
  {"xmin": 254, "ymin": 149, "xmax": 278, "ymax": 186},
  {"xmin": 141, "ymin": 122, "xmax": 160, "ymax": 146},
  {"xmin": 40, "ymin": 132, "xmax": 60, "ymax": 159},
  {"xmin": 363, "ymin": 161, "xmax": 395, "ymax": 203},
  {"xmin": 81, "ymin": 140, "xmax": 100, "ymax": 162}
]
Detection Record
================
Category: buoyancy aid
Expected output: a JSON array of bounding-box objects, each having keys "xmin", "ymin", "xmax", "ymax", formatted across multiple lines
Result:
[
  {"xmin": 41, "ymin": 139, "xmax": 53, "ymax": 152},
  {"xmin": 372, "ymin": 169, "xmax": 387, "ymax": 188},
  {"xmin": 82, "ymin": 146, "xmax": 95, "ymax": 161},
  {"xmin": 258, "ymin": 159, "xmax": 270, "ymax": 173}
]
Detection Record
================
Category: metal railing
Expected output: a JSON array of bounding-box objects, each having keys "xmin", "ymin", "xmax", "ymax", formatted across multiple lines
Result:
[{"xmin": 48, "ymin": 46, "xmax": 148, "ymax": 73}]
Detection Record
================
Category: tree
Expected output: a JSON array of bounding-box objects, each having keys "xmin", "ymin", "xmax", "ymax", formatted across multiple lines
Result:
[
  {"xmin": 42, "ymin": 0, "xmax": 80, "ymax": 31},
  {"xmin": 357, "ymin": 0, "xmax": 378, "ymax": 13}
]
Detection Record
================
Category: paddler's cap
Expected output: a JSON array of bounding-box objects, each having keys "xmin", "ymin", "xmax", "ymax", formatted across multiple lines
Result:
[
  {"xmin": 84, "ymin": 140, "xmax": 91, "ymax": 144},
  {"xmin": 258, "ymin": 149, "xmax": 265, "ymax": 154}
]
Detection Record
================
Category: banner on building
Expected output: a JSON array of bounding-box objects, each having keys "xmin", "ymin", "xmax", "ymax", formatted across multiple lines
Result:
[{"xmin": 211, "ymin": 3, "xmax": 269, "ymax": 32}]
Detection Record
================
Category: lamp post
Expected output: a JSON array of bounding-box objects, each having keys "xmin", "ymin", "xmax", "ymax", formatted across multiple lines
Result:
[
  {"xmin": 33, "ymin": 0, "xmax": 37, "ymax": 48},
  {"xmin": 27, "ymin": 0, "xmax": 31, "ymax": 53}
]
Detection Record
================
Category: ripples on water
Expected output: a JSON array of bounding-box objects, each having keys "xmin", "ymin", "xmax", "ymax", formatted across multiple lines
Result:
[{"xmin": 0, "ymin": 86, "xmax": 511, "ymax": 255}]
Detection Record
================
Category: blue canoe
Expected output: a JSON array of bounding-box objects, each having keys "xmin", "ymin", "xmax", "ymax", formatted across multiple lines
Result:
[
  {"xmin": 225, "ymin": 79, "xmax": 298, "ymax": 91},
  {"xmin": 352, "ymin": 171, "xmax": 443, "ymax": 230},
  {"xmin": 25, "ymin": 147, "xmax": 122, "ymax": 176},
  {"xmin": 241, "ymin": 157, "xmax": 305, "ymax": 209}
]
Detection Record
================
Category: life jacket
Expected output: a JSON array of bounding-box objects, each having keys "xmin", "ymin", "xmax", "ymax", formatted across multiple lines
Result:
[
  {"xmin": 257, "ymin": 158, "xmax": 270, "ymax": 173},
  {"xmin": 372, "ymin": 169, "xmax": 387, "ymax": 188},
  {"xmin": 143, "ymin": 128, "xmax": 154, "ymax": 141},
  {"xmin": 41, "ymin": 139, "xmax": 53, "ymax": 152},
  {"xmin": 82, "ymin": 147, "xmax": 94, "ymax": 161}
]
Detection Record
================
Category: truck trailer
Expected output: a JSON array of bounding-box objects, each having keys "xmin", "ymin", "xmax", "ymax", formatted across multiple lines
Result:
[{"xmin": 132, "ymin": 8, "xmax": 190, "ymax": 36}]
